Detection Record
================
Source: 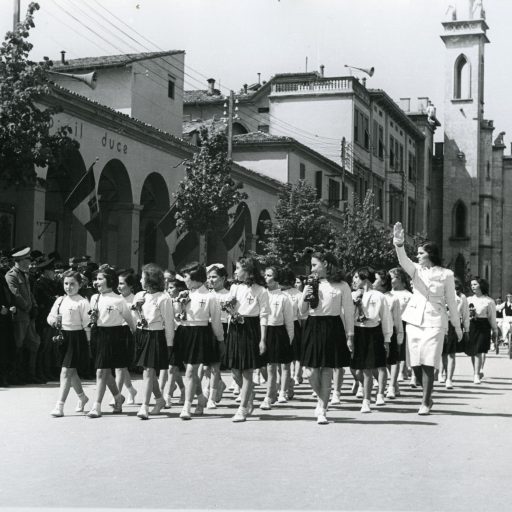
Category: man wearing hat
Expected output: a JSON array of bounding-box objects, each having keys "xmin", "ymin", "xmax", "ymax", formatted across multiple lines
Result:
[{"xmin": 5, "ymin": 247, "xmax": 42, "ymax": 384}]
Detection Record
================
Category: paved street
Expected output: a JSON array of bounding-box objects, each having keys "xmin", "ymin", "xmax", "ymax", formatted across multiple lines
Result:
[{"xmin": 1, "ymin": 353, "xmax": 511, "ymax": 512}]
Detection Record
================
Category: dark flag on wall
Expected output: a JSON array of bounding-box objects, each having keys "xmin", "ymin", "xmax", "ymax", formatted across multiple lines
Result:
[
  {"xmin": 158, "ymin": 202, "xmax": 178, "ymax": 248},
  {"xmin": 223, "ymin": 205, "xmax": 247, "ymax": 250},
  {"xmin": 64, "ymin": 162, "xmax": 101, "ymax": 241}
]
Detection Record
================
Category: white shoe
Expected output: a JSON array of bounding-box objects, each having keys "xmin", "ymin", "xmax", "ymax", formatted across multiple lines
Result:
[
  {"xmin": 277, "ymin": 392, "xmax": 288, "ymax": 404},
  {"xmin": 356, "ymin": 387, "xmax": 364, "ymax": 399},
  {"xmin": 473, "ymin": 375, "xmax": 481, "ymax": 384},
  {"xmin": 445, "ymin": 379, "xmax": 454, "ymax": 390},
  {"xmin": 50, "ymin": 404, "xmax": 64, "ymax": 417},
  {"xmin": 150, "ymin": 397, "xmax": 166, "ymax": 415},
  {"xmin": 439, "ymin": 374, "xmax": 446, "ymax": 384},
  {"xmin": 164, "ymin": 394, "xmax": 172, "ymax": 409},
  {"xmin": 330, "ymin": 391, "xmax": 341, "ymax": 405},
  {"xmin": 317, "ymin": 412, "xmax": 329, "ymax": 425},
  {"xmin": 137, "ymin": 405, "xmax": 149, "ymax": 420},
  {"xmin": 75, "ymin": 395, "xmax": 89, "ymax": 413},
  {"xmin": 206, "ymin": 399, "xmax": 217, "ymax": 409},
  {"xmin": 385, "ymin": 388, "xmax": 396, "ymax": 399},
  {"xmin": 375, "ymin": 393, "xmax": 386, "ymax": 406},
  {"xmin": 195, "ymin": 395, "xmax": 207, "ymax": 415},
  {"xmin": 232, "ymin": 407, "xmax": 247, "ymax": 422},
  {"xmin": 180, "ymin": 404, "xmax": 192, "ymax": 420},
  {"xmin": 360, "ymin": 399, "xmax": 371, "ymax": 413},
  {"xmin": 127, "ymin": 387, "xmax": 137, "ymax": 405},
  {"xmin": 87, "ymin": 407, "xmax": 101, "ymax": 418},
  {"xmin": 397, "ymin": 373, "xmax": 404, "ymax": 382},
  {"xmin": 260, "ymin": 398, "xmax": 271, "ymax": 410}
]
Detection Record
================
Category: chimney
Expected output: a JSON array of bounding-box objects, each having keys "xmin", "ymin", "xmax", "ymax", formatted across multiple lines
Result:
[
  {"xmin": 399, "ymin": 98, "xmax": 411, "ymax": 112},
  {"xmin": 257, "ymin": 72, "xmax": 261, "ymax": 84},
  {"xmin": 320, "ymin": 64, "xmax": 325, "ymax": 77},
  {"xmin": 417, "ymin": 96, "xmax": 429, "ymax": 113},
  {"xmin": 207, "ymin": 78, "xmax": 215, "ymax": 95},
  {"xmin": 61, "ymin": 50, "xmax": 67, "ymax": 65},
  {"xmin": 243, "ymin": 83, "xmax": 248, "ymax": 94}
]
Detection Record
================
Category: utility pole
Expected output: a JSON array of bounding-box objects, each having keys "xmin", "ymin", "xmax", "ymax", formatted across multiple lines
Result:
[
  {"xmin": 222, "ymin": 90, "xmax": 239, "ymax": 159},
  {"xmin": 13, "ymin": 0, "xmax": 20, "ymax": 31}
]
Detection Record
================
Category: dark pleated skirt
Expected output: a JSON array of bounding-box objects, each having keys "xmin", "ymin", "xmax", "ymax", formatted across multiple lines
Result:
[
  {"xmin": 174, "ymin": 325, "xmax": 212, "ymax": 365},
  {"xmin": 206, "ymin": 322, "xmax": 226, "ymax": 365},
  {"xmin": 120, "ymin": 325, "xmax": 136, "ymax": 366},
  {"xmin": 94, "ymin": 326, "xmax": 127, "ymax": 369},
  {"xmin": 291, "ymin": 320, "xmax": 302, "ymax": 361},
  {"xmin": 465, "ymin": 318, "xmax": 491, "ymax": 356},
  {"xmin": 443, "ymin": 323, "xmax": 459, "ymax": 355},
  {"xmin": 301, "ymin": 315, "xmax": 350, "ymax": 369},
  {"xmin": 59, "ymin": 329, "xmax": 89, "ymax": 376},
  {"xmin": 223, "ymin": 316, "xmax": 263, "ymax": 370},
  {"xmin": 386, "ymin": 329, "xmax": 399, "ymax": 366},
  {"xmin": 266, "ymin": 325, "xmax": 293, "ymax": 364},
  {"xmin": 397, "ymin": 321, "xmax": 407, "ymax": 362},
  {"xmin": 135, "ymin": 329, "xmax": 169, "ymax": 370},
  {"xmin": 351, "ymin": 325, "xmax": 387, "ymax": 370}
]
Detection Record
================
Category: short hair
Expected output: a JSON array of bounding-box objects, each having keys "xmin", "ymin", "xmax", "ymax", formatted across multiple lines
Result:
[
  {"xmin": 388, "ymin": 267, "xmax": 411, "ymax": 291},
  {"xmin": 265, "ymin": 265, "xmax": 282, "ymax": 284},
  {"xmin": 61, "ymin": 269, "xmax": 83, "ymax": 286},
  {"xmin": 355, "ymin": 267, "xmax": 375, "ymax": 284},
  {"xmin": 180, "ymin": 261, "xmax": 207, "ymax": 283},
  {"xmin": 454, "ymin": 277, "xmax": 463, "ymax": 293},
  {"xmin": 118, "ymin": 271, "xmax": 137, "ymax": 291},
  {"xmin": 207, "ymin": 264, "xmax": 227, "ymax": 278},
  {"xmin": 471, "ymin": 276, "xmax": 489, "ymax": 296},
  {"xmin": 280, "ymin": 268, "xmax": 296, "ymax": 287},
  {"xmin": 141, "ymin": 263, "xmax": 165, "ymax": 292},
  {"xmin": 310, "ymin": 251, "xmax": 344, "ymax": 283},
  {"xmin": 375, "ymin": 269, "xmax": 391, "ymax": 292},
  {"xmin": 419, "ymin": 241, "xmax": 442, "ymax": 267},
  {"xmin": 168, "ymin": 278, "xmax": 187, "ymax": 293},
  {"xmin": 237, "ymin": 257, "xmax": 265, "ymax": 286},
  {"xmin": 95, "ymin": 265, "xmax": 118, "ymax": 289}
]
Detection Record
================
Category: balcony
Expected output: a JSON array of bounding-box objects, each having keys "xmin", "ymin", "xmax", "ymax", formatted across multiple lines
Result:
[{"xmin": 270, "ymin": 77, "xmax": 355, "ymax": 97}]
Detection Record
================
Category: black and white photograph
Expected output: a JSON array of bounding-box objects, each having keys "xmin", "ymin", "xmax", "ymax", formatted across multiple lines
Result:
[{"xmin": 1, "ymin": 0, "xmax": 511, "ymax": 510}]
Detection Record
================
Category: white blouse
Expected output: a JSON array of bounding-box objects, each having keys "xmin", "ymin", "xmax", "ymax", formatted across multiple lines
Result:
[
  {"xmin": 299, "ymin": 279, "xmax": 355, "ymax": 337},
  {"xmin": 209, "ymin": 288, "xmax": 230, "ymax": 324},
  {"xmin": 89, "ymin": 292, "xmax": 136, "ymax": 331},
  {"xmin": 267, "ymin": 288, "xmax": 294, "ymax": 341},
  {"xmin": 173, "ymin": 285, "xmax": 223, "ymax": 341},
  {"xmin": 283, "ymin": 287, "xmax": 307, "ymax": 321},
  {"xmin": 133, "ymin": 291, "xmax": 175, "ymax": 346},
  {"xmin": 121, "ymin": 293, "xmax": 135, "ymax": 327},
  {"xmin": 384, "ymin": 292, "xmax": 404, "ymax": 345},
  {"xmin": 468, "ymin": 295, "xmax": 498, "ymax": 331},
  {"xmin": 352, "ymin": 289, "xmax": 393, "ymax": 342},
  {"xmin": 389, "ymin": 289, "xmax": 413, "ymax": 316},
  {"xmin": 47, "ymin": 294, "xmax": 90, "ymax": 332},
  {"xmin": 227, "ymin": 283, "xmax": 270, "ymax": 326}
]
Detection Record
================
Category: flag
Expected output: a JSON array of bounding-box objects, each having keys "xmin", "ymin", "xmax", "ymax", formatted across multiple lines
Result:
[
  {"xmin": 223, "ymin": 205, "xmax": 247, "ymax": 250},
  {"xmin": 64, "ymin": 163, "xmax": 101, "ymax": 241},
  {"xmin": 172, "ymin": 231, "xmax": 198, "ymax": 267},
  {"xmin": 157, "ymin": 202, "xmax": 178, "ymax": 249}
]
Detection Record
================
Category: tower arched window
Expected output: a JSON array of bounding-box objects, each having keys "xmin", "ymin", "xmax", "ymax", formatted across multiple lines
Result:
[
  {"xmin": 485, "ymin": 213, "xmax": 490, "ymax": 235},
  {"xmin": 454, "ymin": 54, "xmax": 471, "ymax": 99},
  {"xmin": 453, "ymin": 200, "xmax": 467, "ymax": 238}
]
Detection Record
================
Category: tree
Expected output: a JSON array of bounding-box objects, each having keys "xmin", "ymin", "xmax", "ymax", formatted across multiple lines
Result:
[
  {"xmin": 174, "ymin": 126, "xmax": 248, "ymax": 262},
  {"xmin": 255, "ymin": 180, "xmax": 335, "ymax": 271},
  {"xmin": 333, "ymin": 191, "xmax": 397, "ymax": 274},
  {"xmin": 0, "ymin": 2, "xmax": 78, "ymax": 188}
]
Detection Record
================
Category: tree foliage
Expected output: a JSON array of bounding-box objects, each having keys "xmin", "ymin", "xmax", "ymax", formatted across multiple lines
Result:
[
  {"xmin": 256, "ymin": 180, "xmax": 335, "ymax": 269},
  {"xmin": 0, "ymin": 2, "xmax": 78, "ymax": 188},
  {"xmin": 174, "ymin": 126, "xmax": 248, "ymax": 235}
]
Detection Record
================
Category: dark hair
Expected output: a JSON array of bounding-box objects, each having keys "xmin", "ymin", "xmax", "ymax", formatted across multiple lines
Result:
[
  {"xmin": 310, "ymin": 251, "xmax": 344, "ymax": 283},
  {"xmin": 141, "ymin": 263, "xmax": 165, "ymax": 292},
  {"xmin": 419, "ymin": 241, "xmax": 442, "ymax": 267},
  {"xmin": 207, "ymin": 265, "xmax": 228, "ymax": 278},
  {"xmin": 280, "ymin": 268, "xmax": 296, "ymax": 287},
  {"xmin": 237, "ymin": 257, "xmax": 265, "ymax": 286},
  {"xmin": 355, "ymin": 266, "xmax": 376, "ymax": 284},
  {"xmin": 375, "ymin": 269, "xmax": 391, "ymax": 292},
  {"xmin": 471, "ymin": 276, "xmax": 489, "ymax": 296},
  {"xmin": 454, "ymin": 277, "xmax": 463, "ymax": 294},
  {"xmin": 180, "ymin": 261, "xmax": 207, "ymax": 284},
  {"xmin": 265, "ymin": 265, "xmax": 282, "ymax": 284},
  {"xmin": 168, "ymin": 278, "xmax": 187, "ymax": 294},
  {"xmin": 388, "ymin": 267, "xmax": 411, "ymax": 291},
  {"xmin": 95, "ymin": 265, "xmax": 118, "ymax": 289},
  {"xmin": 119, "ymin": 271, "xmax": 137, "ymax": 291},
  {"xmin": 61, "ymin": 269, "xmax": 83, "ymax": 286}
]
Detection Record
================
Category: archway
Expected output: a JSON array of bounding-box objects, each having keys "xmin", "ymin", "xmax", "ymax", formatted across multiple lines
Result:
[
  {"xmin": 454, "ymin": 253, "xmax": 466, "ymax": 284},
  {"xmin": 232, "ymin": 122, "xmax": 249, "ymax": 135},
  {"xmin": 97, "ymin": 159, "xmax": 133, "ymax": 268},
  {"xmin": 139, "ymin": 172, "xmax": 170, "ymax": 268},
  {"xmin": 453, "ymin": 200, "xmax": 467, "ymax": 238},
  {"xmin": 44, "ymin": 149, "xmax": 88, "ymax": 261},
  {"xmin": 256, "ymin": 209, "xmax": 271, "ymax": 255},
  {"xmin": 454, "ymin": 54, "xmax": 471, "ymax": 99}
]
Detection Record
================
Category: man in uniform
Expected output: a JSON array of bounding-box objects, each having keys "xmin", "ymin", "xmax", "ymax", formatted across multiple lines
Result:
[{"xmin": 5, "ymin": 247, "xmax": 42, "ymax": 384}]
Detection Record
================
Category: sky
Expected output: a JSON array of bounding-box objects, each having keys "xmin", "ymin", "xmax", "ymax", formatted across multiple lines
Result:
[{"xmin": 1, "ymin": 0, "xmax": 511, "ymax": 147}]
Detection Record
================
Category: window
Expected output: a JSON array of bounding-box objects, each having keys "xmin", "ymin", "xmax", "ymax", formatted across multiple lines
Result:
[
  {"xmin": 399, "ymin": 144, "xmax": 404, "ymax": 172},
  {"xmin": 328, "ymin": 179, "xmax": 340, "ymax": 208},
  {"xmin": 354, "ymin": 109, "xmax": 360, "ymax": 144},
  {"xmin": 342, "ymin": 183, "xmax": 348, "ymax": 201},
  {"xmin": 408, "ymin": 151, "xmax": 416, "ymax": 181},
  {"xmin": 363, "ymin": 115, "xmax": 370, "ymax": 150},
  {"xmin": 485, "ymin": 213, "xmax": 490, "ymax": 235},
  {"xmin": 486, "ymin": 161, "xmax": 491, "ymax": 180},
  {"xmin": 372, "ymin": 120, "xmax": 379, "ymax": 157},
  {"xmin": 315, "ymin": 171, "xmax": 323, "ymax": 199},
  {"xmin": 373, "ymin": 178, "xmax": 384, "ymax": 219},
  {"xmin": 378, "ymin": 126, "xmax": 384, "ymax": 158},
  {"xmin": 389, "ymin": 135, "xmax": 395, "ymax": 167},
  {"xmin": 389, "ymin": 186, "xmax": 403, "ymax": 224},
  {"xmin": 354, "ymin": 108, "xmax": 369, "ymax": 150},
  {"xmin": 454, "ymin": 201, "xmax": 467, "ymax": 237},
  {"xmin": 299, "ymin": 163, "xmax": 306, "ymax": 180},
  {"xmin": 258, "ymin": 107, "xmax": 269, "ymax": 113},
  {"xmin": 257, "ymin": 124, "xmax": 269, "ymax": 133},
  {"xmin": 454, "ymin": 54, "xmax": 471, "ymax": 99},
  {"xmin": 408, "ymin": 200, "xmax": 416, "ymax": 234},
  {"xmin": 168, "ymin": 79, "xmax": 175, "ymax": 99}
]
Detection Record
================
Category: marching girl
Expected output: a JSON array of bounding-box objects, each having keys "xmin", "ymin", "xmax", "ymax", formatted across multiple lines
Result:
[
  {"xmin": 114, "ymin": 271, "xmax": 138, "ymax": 405},
  {"xmin": 48, "ymin": 270, "xmax": 90, "ymax": 417},
  {"xmin": 374, "ymin": 270, "xmax": 404, "ymax": 400},
  {"xmin": 388, "ymin": 267, "xmax": 413, "ymax": 386},
  {"xmin": 441, "ymin": 277, "xmax": 470, "ymax": 389},
  {"xmin": 260, "ymin": 266, "xmax": 294, "ymax": 410},
  {"xmin": 87, "ymin": 266, "xmax": 136, "ymax": 418},
  {"xmin": 299, "ymin": 251, "xmax": 354, "ymax": 425},
  {"xmin": 223, "ymin": 257, "xmax": 270, "ymax": 423},
  {"xmin": 206, "ymin": 263, "xmax": 230, "ymax": 408},
  {"xmin": 133, "ymin": 264, "xmax": 175, "ymax": 419},
  {"xmin": 281, "ymin": 269, "xmax": 306, "ymax": 398},
  {"xmin": 175, "ymin": 262, "xmax": 223, "ymax": 420},
  {"xmin": 351, "ymin": 268, "xmax": 393, "ymax": 413},
  {"xmin": 465, "ymin": 277, "xmax": 498, "ymax": 384}
]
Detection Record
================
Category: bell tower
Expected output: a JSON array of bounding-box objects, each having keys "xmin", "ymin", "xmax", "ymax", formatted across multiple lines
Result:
[{"xmin": 440, "ymin": 0, "xmax": 489, "ymax": 276}]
